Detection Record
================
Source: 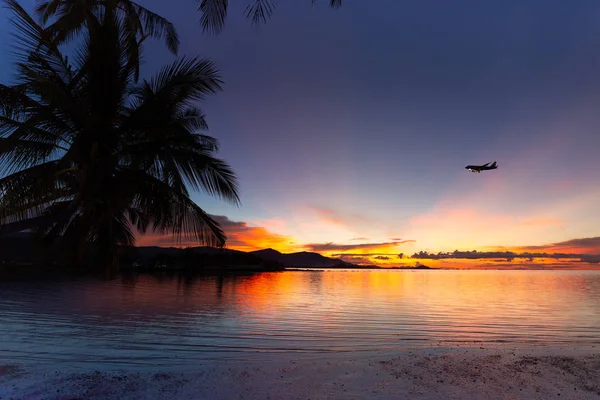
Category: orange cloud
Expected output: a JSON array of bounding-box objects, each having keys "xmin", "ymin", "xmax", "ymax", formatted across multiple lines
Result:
[
  {"xmin": 515, "ymin": 218, "xmax": 565, "ymax": 228},
  {"xmin": 404, "ymin": 203, "xmax": 580, "ymax": 252},
  {"xmin": 211, "ymin": 215, "xmax": 298, "ymax": 252},
  {"xmin": 300, "ymin": 239, "xmax": 417, "ymax": 267},
  {"xmin": 302, "ymin": 240, "xmax": 415, "ymax": 252},
  {"xmin": 309, "ymin": 206, "xmax": 368, "ymax": 227},
  {"xmin": 136, "ymin": 215, "xmax": 297, "ymax": 253},
  {"xmin": 135, "ymin": 233, "xmax": 188, "ymax": 248}
]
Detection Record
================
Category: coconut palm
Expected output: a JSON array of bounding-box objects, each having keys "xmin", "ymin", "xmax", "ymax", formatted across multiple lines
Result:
[
  {"xmin": 0, "ymin": 0, "xmax": 239, "ymax": 271},
  {"xmin": 35, "ymin": 0, "xmax": 179, "ymax": 80}
]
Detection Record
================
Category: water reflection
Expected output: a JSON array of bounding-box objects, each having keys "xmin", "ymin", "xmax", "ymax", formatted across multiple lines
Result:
[{"xmin": 0, "ymin": 270, "xmax": 599, "ymax": 369}]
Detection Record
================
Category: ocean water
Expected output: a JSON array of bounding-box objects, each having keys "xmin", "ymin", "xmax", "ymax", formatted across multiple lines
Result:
[{"xmin": 0, "ymin": 270, "xmax": 599, "ymax": 370}]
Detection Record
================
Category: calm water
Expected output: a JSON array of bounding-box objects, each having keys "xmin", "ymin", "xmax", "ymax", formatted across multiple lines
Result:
[{"xmin": 1, "ymin": 270, "xmax": 599, "ymax": 370}]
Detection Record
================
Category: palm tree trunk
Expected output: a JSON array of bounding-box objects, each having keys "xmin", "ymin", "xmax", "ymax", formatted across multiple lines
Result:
[{"xmin": 102, "ymin": 219, "xmax": 118, "ymax": 279}]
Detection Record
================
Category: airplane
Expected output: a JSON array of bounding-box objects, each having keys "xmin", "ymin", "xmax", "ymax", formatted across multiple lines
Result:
[{"xmin": 465, "ymin": 161, "xmax": 498, "ymax": 173}]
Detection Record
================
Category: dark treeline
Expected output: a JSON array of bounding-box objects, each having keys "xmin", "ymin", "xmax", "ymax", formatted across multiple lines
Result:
[{"xmin": 411, "ymin": 250, "xmax": 600, "ymax": 264}]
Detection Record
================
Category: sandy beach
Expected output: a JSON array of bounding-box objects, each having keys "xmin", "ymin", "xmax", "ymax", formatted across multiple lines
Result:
[{"xmin": 2, "ymin": 345, "xmax": 599, "ymax": 400}]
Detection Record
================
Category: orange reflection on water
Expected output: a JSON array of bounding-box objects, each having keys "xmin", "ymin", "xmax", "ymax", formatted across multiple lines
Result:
[
  {"xmin": 232, "ymin": 270, "xmax": 600, "ymax": 342},
  {"xmin": 3, "ymin": 268, "xmax": 589, "ymax": 364}
]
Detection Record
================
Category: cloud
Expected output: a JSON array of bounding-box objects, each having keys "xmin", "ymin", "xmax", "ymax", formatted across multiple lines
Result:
[
  {"xmin": 351, "ymin": 237, "xmax": 369, "ymax": 241},
  {"xmin": 331, "ymin": 252, "xmax": 401, "ymax": 257},
  {"xmin": 136, "ymin": 215, "xmax": 296, "ymax": 253},
  {"xmin": 516, "ymin": 237, "xmax": 600, "ymax": 254},
  {"xmin": 309, "ymin": 206, "xmax": 368, "ymax": 227},
  {"xmin": 248, "ymin": 218, "xmax": 289, "ymax": 233},
  {"xmin": 336, "ymin": 255, "xmax": 376, "ymax": 265},
  {"xmin": 515, "ymin": 218, "xmax": 564, "ymax": 228},
  {"xmin": 373, "ymin": 256, "xmax": 390, "ymax": 260},
  {"xmin": 303, "ymin": 240, "xmax": 413, "ymax": 252},
  {"xmin": 134, "ymin": 233, "xmax": 197, "ymax": 248},
  {"xmin": 409, "ymin": 237, "xmax": 600, "ymax": 264}
]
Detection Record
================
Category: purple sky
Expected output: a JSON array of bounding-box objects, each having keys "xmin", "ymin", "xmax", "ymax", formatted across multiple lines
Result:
[{"xmin": 3, "ymin": 0, "xmax": 600, "ymax": 258}]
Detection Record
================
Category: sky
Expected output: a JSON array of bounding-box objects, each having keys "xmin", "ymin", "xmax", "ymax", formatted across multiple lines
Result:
[{"xmin": 2, "ymin": 0, "xmax": 600, "ymax": 267}]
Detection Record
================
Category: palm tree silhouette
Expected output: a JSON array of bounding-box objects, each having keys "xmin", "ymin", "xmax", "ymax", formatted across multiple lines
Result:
[
  {"xmin": 0, "ymin": 0, "xmax": 239, "ymax": 273},
  {"xmin": 35, "ymin": 0, "xmax": 179, "ymax": 81}
]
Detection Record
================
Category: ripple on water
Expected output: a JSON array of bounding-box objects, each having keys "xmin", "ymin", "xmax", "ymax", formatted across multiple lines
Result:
[{"xmin": 0, "ymin": 270, "xmax": 599, "ymax": 369}]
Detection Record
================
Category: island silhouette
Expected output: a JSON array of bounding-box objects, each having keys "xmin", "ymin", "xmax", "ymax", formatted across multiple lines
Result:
[{"xmin": 0, "ymin": 234, "xmax": 433, "ymax": 274}]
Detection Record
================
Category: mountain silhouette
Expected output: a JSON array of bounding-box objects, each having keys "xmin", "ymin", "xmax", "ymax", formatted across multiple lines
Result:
[
  {"xmin": 0, "ymin": 236, "xmax": 356, "ymax": 269},
  {"xmin": 250, "ymin": 248, "xmax": 353, "ymax": 268}
]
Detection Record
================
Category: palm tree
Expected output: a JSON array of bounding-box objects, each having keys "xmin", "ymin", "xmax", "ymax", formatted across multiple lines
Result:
[
  {"xmin": 0, "ymin": 0, "xmax": 239, "ymax": 272},
  {"xmin": 34, "ymin": 0, "xmax": 179, "ymax": 82}
]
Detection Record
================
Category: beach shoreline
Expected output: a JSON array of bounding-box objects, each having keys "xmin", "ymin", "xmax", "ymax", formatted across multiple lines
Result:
[{"xmin": 2, "ymin": 345, "xmax": 599, "ymax": 400}]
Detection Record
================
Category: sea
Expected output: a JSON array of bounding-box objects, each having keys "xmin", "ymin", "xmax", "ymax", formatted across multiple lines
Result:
[{"xmin": 1, "ymin": 269, "xmax": 598, "ymax": 371}]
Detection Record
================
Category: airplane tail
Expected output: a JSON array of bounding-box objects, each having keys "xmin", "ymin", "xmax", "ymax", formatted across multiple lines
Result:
[{"xmin": 491, "ymin": 161, "xmax": 497, "ymax": 168}]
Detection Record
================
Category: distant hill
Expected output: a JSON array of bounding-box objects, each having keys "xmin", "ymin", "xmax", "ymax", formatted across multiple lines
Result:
[
  {"xmin": 250, "ymin": 248, "xmax": 355, "ymax": 268},
  {"xmin": 250, "ymin": 248, "xmax": 285, "ymax": 263},
  {"xmin": 132, "ymin": 246, "xmax": 357, "ymax": 268},
  {"xmin": 0, "ymin": 235, "xmax": 358, "ymax": 269},
  {"xmin": 133, "ymin": 245, "xmax": 242, "ymax": 259}
]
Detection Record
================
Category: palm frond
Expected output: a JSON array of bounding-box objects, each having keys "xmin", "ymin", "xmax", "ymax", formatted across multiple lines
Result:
[
  {"xmin": 172, "ymin": 152, "xmax": 239, "ymax": 204},
  {"xmin": 6, "ymin": 0, "xmax": 72, "ymax": 79},
  {"xmin": 0, "ymin": 111, "xmax": 78, "ymax": 158},
  {"xmin": 0, "ymin": 114, "xmax": 73, "ymax": 146},
  {"xmin": 117, "ymin": 102, "xmax": 238, "ymax": 204},
  {"xmin": 0, "ymin": 160, "xmax": 74, "ymax": 223},
  {"xmin": 128, "ymin": 1, "xmax": 179, "ymax": 54},
  {"xmin": 0, "ymin": 84, "xmax": 28, "ymax": 120},
  {"xmin": 198, "ymin": 0, "xmax": 227, "ymax": 35},
  {"xmin": 38, "ymin": 200, "xmax": 85, "ymax": 243},
  {"xmin": 176, "ymin": 108, "xmax": 210, "ymax": 132},
  {"xmin": 33, "ymin": 0, "xmax": 97, "ymax": 49},
  {"xmin": 0, "ymin": 137, "xmax": 66, "ymax": 176},
  {"xmin": 35, "ymin": 0, "xmax": 63, "ymax": 23},
  {"xmin": 3, "ymin": 1, "xmax": 88, "ymax": 134},
  {"xmin": 148, "ymin": 56, "xmax": 223, "ymax": 105},
  {"xmin": 195, "ymin": 134, "xmax": 219, "ymax": 152},
  {"xmin": 129, "ymin": 170, "xmax": 226, "ymax": 246},
  {"xmin": 86, "ymin": 211, "xmax": 136, "ymax": 246},
  {"xmin": 126, "ymin": 206, "xmax": 149, "ymax": 233},
  {"xmin": 199, "ymin": 0, "xmax": 342, "ymax": 34},
  {"xmin": 311, "ymin": 0, "xmax": 343, "ymax": 7},
  {"xmin": 0, "ymin": 215, "xmax": 51, "ymax": 235},
  {"xmin": 244, "ymin": 0, "xmax": 276, "ymax": 26},
  {"xmin": 111, "ymin": 212, "xmax": 136, "ymax": 245}
]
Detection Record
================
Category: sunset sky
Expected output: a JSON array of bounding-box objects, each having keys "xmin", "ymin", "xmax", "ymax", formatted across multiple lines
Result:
[{"xmin": 2, "ymin": 0, "xmax": 600, "ymax": 267}]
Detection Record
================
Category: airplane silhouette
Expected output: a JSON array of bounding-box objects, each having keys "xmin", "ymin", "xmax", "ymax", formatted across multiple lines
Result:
[{"xmin": 465, "ymin": 161, "xmax": 498, "ymax": 173}]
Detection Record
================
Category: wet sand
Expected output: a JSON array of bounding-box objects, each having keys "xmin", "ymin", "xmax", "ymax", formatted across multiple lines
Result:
[{"xmin": 1, "ymin": 345, "xmax": 599, "ymax": 400}]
